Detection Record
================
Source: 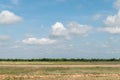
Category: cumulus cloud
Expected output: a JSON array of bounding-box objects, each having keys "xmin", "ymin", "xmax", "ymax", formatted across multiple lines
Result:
[
  {"xmin": 0, "ymin": 35, "xmax": 10, "ymax": 41},
  {"xmin": 100, "ymin": 27, "xmax": 120, "ymax": 34},
  {"xmin": 100, "ymin": 10, "xmax": 120, "ymax": 34},
  {"xmin": 22, "ymin": 22, "xmax": 91, "ymax": 45},
  {"xmin": 51, "ymin": 22, "xmax": 92, "ymax": 38},
  {"xmin": 51, "ymin": 22, "xmax": 68, "ymax": 37},
  {"xmin": 0, "ymin": 10, "xmax": 22, "ymax": 24},
  {"xmin": 22, "ymin": 37, "xmax": 56, "ymax": 45},
  {"xmin": 68, "ymin": 22, "xmax": 92, "ymax": 36}
]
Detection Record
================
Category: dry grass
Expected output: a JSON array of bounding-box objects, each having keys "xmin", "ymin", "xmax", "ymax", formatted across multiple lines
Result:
[
  {"xmin": 0, "ymin": 74, "xmax": 120, "ymax": 80},
  {"xmin": 0, "ymin": 61, "xmax": 120, "ymax": 80}
]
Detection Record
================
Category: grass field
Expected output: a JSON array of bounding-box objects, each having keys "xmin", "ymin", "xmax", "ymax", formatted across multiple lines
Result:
[{"xmin": 0, "ymin": 61, "xmax": 120, "ymax": 80}]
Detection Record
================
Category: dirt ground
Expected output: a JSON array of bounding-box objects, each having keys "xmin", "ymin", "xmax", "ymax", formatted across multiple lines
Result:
[
  {"xmin": 0, "ymin": 64, "xmax": 120, "ymax": 80},
  {"xmin": 0, "ymin": 64, "xmax": 120, "ymax": 67}
]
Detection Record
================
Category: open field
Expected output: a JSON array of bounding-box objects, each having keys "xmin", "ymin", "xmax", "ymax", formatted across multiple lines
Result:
[{"xmin": 0, "ymin": 61, "xmax": 120, "ymax": 80}]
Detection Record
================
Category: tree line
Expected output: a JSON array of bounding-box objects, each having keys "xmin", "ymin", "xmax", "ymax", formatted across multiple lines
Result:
[{"xmin": 0, "ymin": 58, "xmax": 119, "ymax": 61}]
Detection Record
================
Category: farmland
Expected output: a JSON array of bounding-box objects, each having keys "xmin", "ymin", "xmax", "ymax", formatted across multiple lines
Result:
[{"xmin": 0, "ymin": 61, "xmax": 120, "ymax": 80}]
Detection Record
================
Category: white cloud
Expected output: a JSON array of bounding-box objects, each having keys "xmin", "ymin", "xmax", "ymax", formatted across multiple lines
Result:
[
  {"xmin": 0, "ymin": 35, "xmax": 10, "ymax": 41},
  {"xmin": 69, "ymin": 22, "xmax": 92, "ymax": 36},
  {"xmin": 100, "ymin": 27, "xmax": 120, "ymax": 34},
  {"xmin": 101, "ymin": 10, "xmax": 120, "ymax": 34},
  {"xmin": 114, "ymin": 0, "xmax": 120, "ymax": 9},
  {"xmin": 0, "ymin": 10, "xmax": 22, "ymax": 24},
  {"xmin": 104, "ymin": 11, "xmax": 120, "ymax": 26},
  {"xmin": 51, "ymin": 22, "xmax": 92, "ymax": 38},
  {"xmin": 22, "ymin": 37, "xmax": 56, "ymax": 45},
  {"xmin": 51, "ymin": 22, "xmax": 68, "ymax": 37}
]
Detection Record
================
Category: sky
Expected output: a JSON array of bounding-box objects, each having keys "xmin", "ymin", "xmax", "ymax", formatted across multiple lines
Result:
[{"xmin": 0, "ymin": 0, "xmax": 120, "ymax": 58}]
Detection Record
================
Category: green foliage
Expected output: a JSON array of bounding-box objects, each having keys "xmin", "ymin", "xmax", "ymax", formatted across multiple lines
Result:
[{"xmin": 0, "ymin": 58, "xmax": 119, "ymax": 62}]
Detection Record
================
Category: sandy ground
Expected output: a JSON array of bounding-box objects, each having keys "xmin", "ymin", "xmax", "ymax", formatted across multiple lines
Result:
[
  {"xmin": 0, "ymin": 64, "xmax": 120, "ymax": 79},
  {"xmin": 0, "ymin": 74, "xmax": 120, "ymax": 78},
  {"xmin": 0, "ymin": 64, "xmax": 120, "ymax": 67}
]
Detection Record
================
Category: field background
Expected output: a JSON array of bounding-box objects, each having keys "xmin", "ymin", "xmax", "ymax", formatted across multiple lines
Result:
[{"xmin": 0, "ymin": 60, "xmax": 120, "ymax": 80}]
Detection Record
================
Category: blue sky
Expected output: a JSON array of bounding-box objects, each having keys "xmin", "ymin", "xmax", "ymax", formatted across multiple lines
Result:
[{"xmin": 0, "ymin": 0, "xmax": 120, "ymax": 58}]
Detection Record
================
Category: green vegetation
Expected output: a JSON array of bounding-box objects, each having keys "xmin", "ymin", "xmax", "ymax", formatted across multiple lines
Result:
[{"xmin": 0, "ymin": 58, "xmax": 119, "ymax": 61}]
